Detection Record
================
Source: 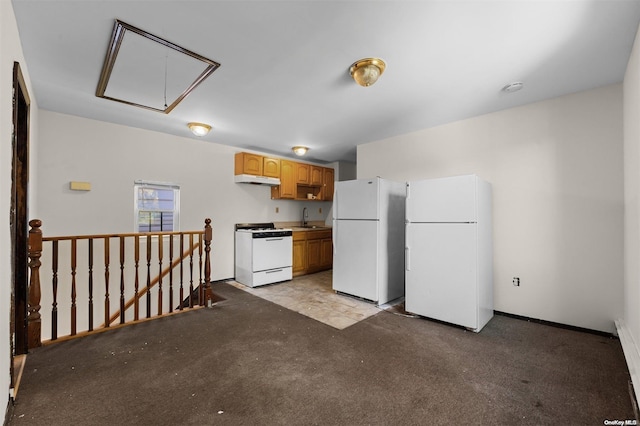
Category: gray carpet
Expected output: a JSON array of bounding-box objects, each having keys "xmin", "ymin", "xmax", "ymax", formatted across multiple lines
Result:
[{"xmin": 6, "ymin": 282, "xmax": 635, "ymax": 425}]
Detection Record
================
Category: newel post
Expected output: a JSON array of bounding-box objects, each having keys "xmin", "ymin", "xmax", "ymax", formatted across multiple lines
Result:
[
  {"xmin": 27, "ymin": 219, "xmax": 42, "ymax": 349},
  {"xmin": 203, "ymin": 218, "xmax": 213, "ymax": 307}
]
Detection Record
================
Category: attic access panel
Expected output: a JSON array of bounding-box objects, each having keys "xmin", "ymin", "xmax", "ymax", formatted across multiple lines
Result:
[{"xmin": 96, "ymin": 20, "xmax": 220, "ymax": 114}]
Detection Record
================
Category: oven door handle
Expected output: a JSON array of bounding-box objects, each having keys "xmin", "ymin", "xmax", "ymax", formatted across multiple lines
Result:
[{"xmin": 265, "ymin": 238, "xmax": 284, "ymax": 241}]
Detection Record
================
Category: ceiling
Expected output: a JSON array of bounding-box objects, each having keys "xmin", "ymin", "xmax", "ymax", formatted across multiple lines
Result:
[{"xmin": 11, "ymin": 0, "xmax": 640, "ymax": 164}]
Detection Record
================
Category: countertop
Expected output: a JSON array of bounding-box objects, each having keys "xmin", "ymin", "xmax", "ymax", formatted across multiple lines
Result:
[{"xmin": 275, "ymin": 221, "xmax": 332, "ymax": 232}]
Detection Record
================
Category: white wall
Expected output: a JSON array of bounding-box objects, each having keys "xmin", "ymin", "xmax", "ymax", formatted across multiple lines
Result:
[
  {"xmin": 358, "ymin": 84, "xmax": 624, "ymax": 333},
  {"xmin": 1, "ymin": 0, "xmax": 39, "ymax": 418},
  {"xmin": 36, "ymin": 110, "xmax": 332, "ymax": 281},
  {"xmin": 620, "ymin": 22, "xmax": 640, "ymax": 400}
]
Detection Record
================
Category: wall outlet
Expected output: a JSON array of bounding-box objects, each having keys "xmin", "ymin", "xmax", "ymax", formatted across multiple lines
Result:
[
  {"xmin": 513, "ymin": 277, "xmax": 520, "ymax": 286},
  {"xmin": 319, "ymin": 208, "xmax": 322, "ymax": 214},
  {"xmin": 275, "ymin": 207, "xmax": 279, "ymax": 213}
]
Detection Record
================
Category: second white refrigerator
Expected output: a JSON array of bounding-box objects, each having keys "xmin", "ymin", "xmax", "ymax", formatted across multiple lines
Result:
[
  {"xmin": 405, "ymin": 175, "xmax": 493, "ymax": 332},
  {"xmin": 332, "ymin": 177, "xmax": 405, "ymax": 305}
]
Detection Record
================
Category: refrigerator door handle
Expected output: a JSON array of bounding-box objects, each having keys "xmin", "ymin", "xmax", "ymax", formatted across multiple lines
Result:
[
  {"xmin": 333, "ymin": 219, "xmax": 338, "ymax": 255},
  {"xmin": 405, "ymin": 246, "xmax": 410, "ymax": 271}
]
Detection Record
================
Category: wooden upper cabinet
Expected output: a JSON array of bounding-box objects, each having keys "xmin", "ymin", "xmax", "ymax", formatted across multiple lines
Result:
[
  {"xmin": 272, "ymin": 160, "xmax": 295, "ymax": 199},
  {"xmin": 235, "ymin": 152, "xmax": 263, "ymax": 176},
  {"xmin": 279, "ymin": 160, "xmax": 295, "ymax": 199},
  {"xmin": 296, "ymin": 163, "xmax": 310, "ymax": 184},
  {"xmin": 236, "ymin": 150, "xmax": 334, "ymax": 202},
  {"xmin": 263, "ymin": 157, "xmax": 280, "ymax": 178},
  {"xmin": 310, "ymin": 166, "xmax": 323, "ymax": 186},
  {"xmin": 322, "ymin": 168, "xmax": 335, "ymax": 201}
]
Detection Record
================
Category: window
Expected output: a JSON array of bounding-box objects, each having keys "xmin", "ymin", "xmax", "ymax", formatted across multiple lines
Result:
[{"xmin": 134, "ymin": 181, "xmax": 180, "ymax": 232}]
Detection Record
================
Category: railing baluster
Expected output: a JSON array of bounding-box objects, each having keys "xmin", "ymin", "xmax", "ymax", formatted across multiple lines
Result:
[
  {"xmin": 119, "ymin": 236, "xmax": 125, "ymax": 324},
  {"xmin": 146, "ymin": 235, "xmax": 151, "ymax": 318},
  {"xmin": 88, "ymin": 239, "xmax": 94, "ymax": 332},
  {"xmin": 169, "ymin": 236, "xmax": 174, "ymax": 313},
  {"xmin": 198, "ymin": 233, "xmax": 204, "ymax": 306},
  {"xmin": 51, "ymin": 240, "xmax": 58, "ymax": 340},
  {"xmin": 70, "ymin": 239, "xmax": 77, "ymax": 336},
  {"xmin": 179, "ymin": 234, "xmax": 184, "ymax": 311},
  {"xmin": 189, "ymin": 234, "xmax": 194, "ymax": 308},
  {"xmin": 104, "ymin": 237, "xmax": 110, "ymax": 327},
  {"xmin": 204, "ymin": 218, "xmax": 213, "ymax": 307},
  {"xmin": 157, "ymin": 234, "xmax": 163, "ymax": 316},
  {"xmin": 134, "ymin": 235, "xmax": 140, "ymax": 321}
]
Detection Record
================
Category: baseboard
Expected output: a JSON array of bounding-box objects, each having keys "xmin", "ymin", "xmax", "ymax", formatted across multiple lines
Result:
[
  {"xmin": 616, "ymin": 319, "xmax": 640, "ymax": 415},
  {"xmin": 494, "ymin": 311, "xmax": 616, "ymax": 337}
]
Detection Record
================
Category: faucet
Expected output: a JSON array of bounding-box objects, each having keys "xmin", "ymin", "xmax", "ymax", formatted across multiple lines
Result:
[{"xmin": 302, "ymin": 207, "xmax": 308, "ymax": 227}]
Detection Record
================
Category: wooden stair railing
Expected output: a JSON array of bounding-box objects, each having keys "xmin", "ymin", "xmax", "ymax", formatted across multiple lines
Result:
[
  {"xmin": 27, "ymin": 218, "xmax": 214, "ymax": 348},
  {"xmin": 104, "ymin": 242, "xmax": 201, "ymax": 327}
]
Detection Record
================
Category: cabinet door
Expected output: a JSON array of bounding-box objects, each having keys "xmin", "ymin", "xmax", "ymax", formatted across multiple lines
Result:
[
  {"xmin": 320, "ymin": 238, "xmax": 333, "ymax": 268},
  {"xmin": 280, "ymin": 160, "xmax": 295, "ymax": 198},
  {"xmin": 271, "ymin": 160, "xmax": 295, "ymax": 199},
  {"xmin": 310, "ymin": 166, "xmax": 323, "ymax": 186},
  {"xmin": 322, "ymin": 168, "xmax": 335, "ymax": 201},
  {"xmin": 235, "ymin": 152, "xmax": 263, "ymax": 176},
  {"xmin": 296, "ymin": 163, "xmax": 310, "ymax": 184},
  {"xmin": 263, "ymin": 157, "xmax": 280, "ymax": 178},
  {"xmin": 292, "ymin": 238, "xmax": 307, "ymax": 275},
  {"xmin": 307, "ymin": 239, "xmax": 322, "ymax": 271}
]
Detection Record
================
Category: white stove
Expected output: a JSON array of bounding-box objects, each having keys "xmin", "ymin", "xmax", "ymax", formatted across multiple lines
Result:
[{"xmin": 234, "ymin": 223, "xmax": 293, "ymax": 287}]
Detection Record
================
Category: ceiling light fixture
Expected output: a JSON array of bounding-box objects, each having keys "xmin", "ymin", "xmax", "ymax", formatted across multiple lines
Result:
[
  {"xmin": 188, "ymin": 122, "xmax": 211, "ymax": 136},
  {"xmin": 292, "ymin": 146, "xmax": 309, "ymax": 156},
  {"xmin": 502, "ymin": 82, "xmax": 524, "ymax": 93},
  {"xmin": 350, "ymin": 58, "xmax": 386, "ymax": 87}
]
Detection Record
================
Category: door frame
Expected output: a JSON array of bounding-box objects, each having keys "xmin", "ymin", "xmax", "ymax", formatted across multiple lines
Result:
[{"xmin": 11, "ymin": 61, "xmax": 31, "ymax": 387}]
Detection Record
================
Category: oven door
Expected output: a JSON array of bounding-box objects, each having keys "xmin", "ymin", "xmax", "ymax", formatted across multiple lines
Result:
[{"xmin": 252, "ymin": 235, "xmax": 293, "ymax": 272}]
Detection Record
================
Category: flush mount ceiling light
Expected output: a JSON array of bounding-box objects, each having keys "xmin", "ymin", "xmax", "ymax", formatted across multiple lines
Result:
[
  {"xmin": 292, "ymin": 146, "xmax": 309, "ymax": 156},
  {"xmin": 502, "ymin": 81, "xmax": 524, "ymax": 93},
  {"xmin": 350, "ymin": 58, "xmax": 386, "ymax": 87},
  {"xmin": 188, "ymin": 122, "xmax": 211, "ymax": 136}
]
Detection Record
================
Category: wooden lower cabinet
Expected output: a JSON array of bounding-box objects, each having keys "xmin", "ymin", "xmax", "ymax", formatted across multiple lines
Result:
[
  {"xmin": 292, "ymin": 230, "xmax": 333, "ymax": 277},
  {"xmin": 320, "ymin": 238, "xmax": 333, "ymax": 269},
  {"xmin": 292, "ymin": 234, "xmax": 307, "ymax": 275},
  {"xmin": 307, "ymin": 239, "xmax": 322, "ymax": 271}
]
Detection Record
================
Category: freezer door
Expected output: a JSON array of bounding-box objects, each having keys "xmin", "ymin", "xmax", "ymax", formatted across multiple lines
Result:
[
  {"xmin": 407, "ymin": 175, "xmax": 477, "ymax": 223},
  {"xmin": 405, "ymin": 223, "xmax": 478, "ymax": 329},
  {"xmin": 332, "ymin": 219, "xmax": 378, "ymax": 302},
  {"xmin": 334, "ymin": 178, "xmax": 379, "ymax": 220}
]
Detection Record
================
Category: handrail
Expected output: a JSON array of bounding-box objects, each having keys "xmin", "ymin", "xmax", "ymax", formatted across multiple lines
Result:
[{"xmin": 27, "ymin": 218, "xmax": 214, "ymax": 348}]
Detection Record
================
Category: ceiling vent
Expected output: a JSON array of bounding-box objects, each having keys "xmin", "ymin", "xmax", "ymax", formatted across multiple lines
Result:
[{"xmin": 96, "ymin": 20, "xmax": 220, "ymax": 114}]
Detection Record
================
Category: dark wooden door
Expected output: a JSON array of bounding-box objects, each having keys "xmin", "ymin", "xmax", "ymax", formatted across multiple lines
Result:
[{"xmin": 11, "ymin": 62, "xmax": 30, "ymax": 366}]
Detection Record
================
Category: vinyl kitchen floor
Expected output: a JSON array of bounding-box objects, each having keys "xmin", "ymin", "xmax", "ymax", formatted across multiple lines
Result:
[{"xmin": 226, "ymin": 270, "xmax": 391, "ymax": 330}]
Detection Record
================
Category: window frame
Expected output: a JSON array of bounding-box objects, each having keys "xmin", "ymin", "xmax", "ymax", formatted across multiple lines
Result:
[{"xmin": 134, "ymin": 181, "xmax": 180, "ymax": 233}]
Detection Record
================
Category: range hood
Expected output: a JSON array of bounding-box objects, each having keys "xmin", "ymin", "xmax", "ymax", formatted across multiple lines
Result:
[{"xmin": 234, "ymin": 174, "xmax": 281, "ymax": 186}]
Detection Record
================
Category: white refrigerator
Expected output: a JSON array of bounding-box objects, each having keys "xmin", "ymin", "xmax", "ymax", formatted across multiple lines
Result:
[
  {"xmin": 332, "ymin": 177, "xmax": 405, "ymax": 305},
  {"xmin": 405, "ymin": 175, "xmax": 493, "ymax": 332}
]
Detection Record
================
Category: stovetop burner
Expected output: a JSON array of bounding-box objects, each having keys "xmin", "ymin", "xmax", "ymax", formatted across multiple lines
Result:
[{"xmin": 235, "ymin": 222, "xmax": 276, "ymax": 231}]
